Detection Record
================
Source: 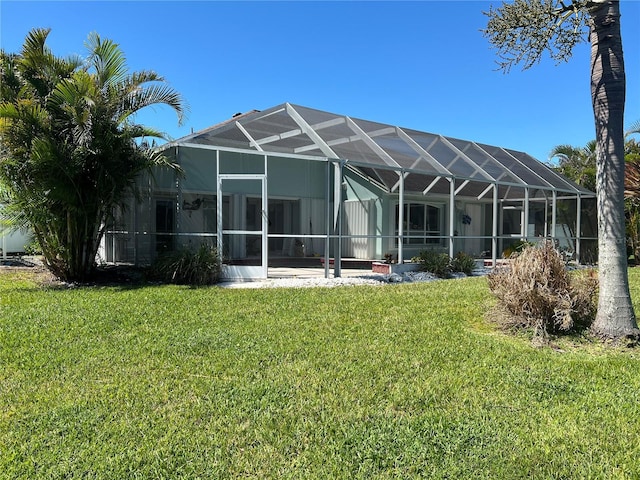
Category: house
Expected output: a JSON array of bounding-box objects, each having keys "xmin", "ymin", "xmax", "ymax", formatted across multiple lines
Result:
[
  {"xmin": 0, "ymin": 208, "xmax": 31, "ymax": 257},
  {"xmin": 102, "ymin": 103, "xmax": 596, "ymax": 280},
  {"xmin": 0, "ymin": 227, "xmax": 30, "ymax": 257}
]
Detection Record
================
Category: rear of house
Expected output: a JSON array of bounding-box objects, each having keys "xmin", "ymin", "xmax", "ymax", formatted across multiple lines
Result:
[{"xmin": 101, "ymin": 103, "xmax": 596, "ymax": 279}]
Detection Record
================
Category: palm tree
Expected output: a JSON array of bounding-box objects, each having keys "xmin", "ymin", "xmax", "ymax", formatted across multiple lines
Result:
[
  {"xmin": 624, "ymin": 123, "xmax": 640, "ymax": 263},
  {"xmin": 586, "ymin": 1, "xmax": 638, "ymax": 338},
  {"xmin": 549, "ymin": 141, "xmax": 597, "ymax": 192},
  {"xmin": 484, "ymin": 0, "xmax": 638, "ymax": 339},
  {"xmin": 549, "ymin": 127, "xmax": 640, "ymax": 265},
  {"xmin": 0, "ymin": 28, "xmax": 185, "ymax": 281}
]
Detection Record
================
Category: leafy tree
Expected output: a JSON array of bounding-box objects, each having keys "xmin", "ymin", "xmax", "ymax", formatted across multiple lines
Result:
[
  {"xmin": 626, "ymin": 121, "xmax": 640, "ymax": 163},
  {"xmin": 624, "ymin": 126, "xmax": 640, "ymax": 263},
  {"xmin": 548, "ymin": 128, "xmax": 640, "ymax": 264},
  {"xmin": 484, "ymin": 0, "xmax": 638, "ymax": 339},
  {"xmin": 0, "ymin": 28, "xmax": 185, "ymax": 281},
  {"xmin": 549, "ymin": 123, "xmax": 640, "ymax": 190},
  {"xmin": 549, "ymin": 141, "xmax": 597, "ymax": 192}
]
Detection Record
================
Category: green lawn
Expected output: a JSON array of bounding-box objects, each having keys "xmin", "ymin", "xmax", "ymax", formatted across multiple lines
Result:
[{"xmin": 1, "ymin": 269, "xmax": 640, "ymax": 479}]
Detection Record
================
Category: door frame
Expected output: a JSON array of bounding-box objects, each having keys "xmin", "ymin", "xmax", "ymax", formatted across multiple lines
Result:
[{"xmin": 217, "ymin": 174, "xmax": 268, "ymax": 280}]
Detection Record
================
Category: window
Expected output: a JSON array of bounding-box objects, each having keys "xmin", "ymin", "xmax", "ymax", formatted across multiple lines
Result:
[{"xmin": 395, "ymin": 202, "xmax": 443, "ymax": 245}]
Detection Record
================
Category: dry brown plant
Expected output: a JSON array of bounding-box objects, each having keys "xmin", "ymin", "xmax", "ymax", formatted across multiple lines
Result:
[{"xmin": 487, "ymin": 241, "xmax": 598, "ymax": 338}]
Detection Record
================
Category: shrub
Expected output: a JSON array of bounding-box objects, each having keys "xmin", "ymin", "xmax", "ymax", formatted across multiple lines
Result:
[
  {"xmin": 23, "ymin": 236, "xmax": 43, "ymax": 255},
  {"xmin": 150, "ymin": 244, "xmax": 222, "ymax": 285},
  {"xmin": 412, "ymin": 250, "xmax": 452, "ymax": 277},
  {"xmin": 451, "ymin": 252, "xmax": 476, "ymax": 275},
  {"xmin": 487, "ymin": 241, "xmax": 597, "ymax": 338},
  {"xmin": 502, "ymin": 239, "xmax": 534, "ymax": 258}
]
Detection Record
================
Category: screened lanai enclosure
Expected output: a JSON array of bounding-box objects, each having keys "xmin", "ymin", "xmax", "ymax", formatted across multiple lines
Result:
[{"xmin": 102, "ymin": 103, "xmax": 596, "ymax": 280}]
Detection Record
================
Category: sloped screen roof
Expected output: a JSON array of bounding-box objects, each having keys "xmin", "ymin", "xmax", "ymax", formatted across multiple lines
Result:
[{"xmin": 177, "ymin": 103, "xmax": 593, "ymax": 197}]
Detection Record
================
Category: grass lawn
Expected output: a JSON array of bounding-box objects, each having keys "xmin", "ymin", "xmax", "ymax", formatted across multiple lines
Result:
[{"xmin": 2, "ymin": 268, "xmax": 640, "ymax": 479}]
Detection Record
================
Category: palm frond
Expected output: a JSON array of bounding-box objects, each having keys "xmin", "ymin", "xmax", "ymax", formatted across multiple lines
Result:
[
  {"xmin": 21, "ymin": 28, "xmax": 51, "ymax": 59},
  {"xmin": 625, "ymin": 160, "xmax": 640, "ymax": 199},
  {"xmin": 85, "ymin": 32, "xmax": 128, "ymax": 89},
  {"xmin": 1, "ymin": 52, "xmax": 24, "ymax": 102},
  {"xmin": 16, "ymin": 30, "xmax": 79, "ymax": 101},
  {"xmin": 627, "ymin": 120, "xmax": 640, "ymax": 138},
  {"xmin": 123, "ymin": 124, "xmax": 168, "ymax": 141},
  {"xmin": 120, "ymin": 83, "xmax": 186, "ymax": 125},
  {"xmin": 128, "ymin": 70, "xmax": 163, "ymax": 85},
  {"xmin": 50, "ymin": 71, "xmax": 97, "ymax": 117},
  {"xmin": 147, "ymin": 148, "xmax": 184, "ymax": 174},
  {"xmin": 548, "ymin": 144, "xmax": 577, "ymax": 160}
]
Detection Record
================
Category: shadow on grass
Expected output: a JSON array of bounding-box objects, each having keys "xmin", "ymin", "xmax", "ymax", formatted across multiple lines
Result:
[{"xmin": 0, "ymin": 264, "xmax": 221, "ymax": 292}]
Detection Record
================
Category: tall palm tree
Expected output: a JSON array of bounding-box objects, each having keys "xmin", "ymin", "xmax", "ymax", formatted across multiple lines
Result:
[
  {"xmin": 484, "ymin": 0, "xmax": 638, "ymax": 339},
  {"xmin": 586, "ymin": 1, "xmax": 637, "ymax": 338},
  {"xmin": 0, "ymin": 28, "xmax": 185, "ymax": 281}
]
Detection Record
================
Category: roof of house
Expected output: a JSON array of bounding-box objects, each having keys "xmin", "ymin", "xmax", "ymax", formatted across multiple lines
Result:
[{"xmin": 169, "ymin": 103, "xmax": 593, "ymax": 198}]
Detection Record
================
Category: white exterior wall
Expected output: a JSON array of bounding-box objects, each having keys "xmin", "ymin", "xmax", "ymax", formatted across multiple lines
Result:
[
  {"xmin": 342, "ymin": 199, "xmax": 376, "ymax": 259},
  {"xmin": 1, "ymin": 228, "xmax": 30, "ymax": 255}
]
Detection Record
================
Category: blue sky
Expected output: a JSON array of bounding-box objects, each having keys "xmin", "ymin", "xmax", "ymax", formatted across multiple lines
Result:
[{"xmin": 1, "ymin": 0, "xmax": 639, "ymax": 163}]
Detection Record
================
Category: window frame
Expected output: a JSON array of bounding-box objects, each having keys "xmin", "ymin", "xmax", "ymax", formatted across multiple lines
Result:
[{"xmin": 394, "ymin": 200, "xmax": 445, "ymax": 246}]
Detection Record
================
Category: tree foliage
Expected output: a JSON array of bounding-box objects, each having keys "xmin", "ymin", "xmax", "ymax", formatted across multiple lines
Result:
[
  {"xmin": 484, "ymin": 0, "xmax": 590, "ymax": 72},
  {"xmin": 0, "ymin": 28, "xmax": 185, "ymax": 281},
  {"xmin": 549, "ymin": 140, "xmax": 597, "ymax": 191},
  {"xmin": 623, "ymin": 128, "xmax": 640, "ymax": 263}
]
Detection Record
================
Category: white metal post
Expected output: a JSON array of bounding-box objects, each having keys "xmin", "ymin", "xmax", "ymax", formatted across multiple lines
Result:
[
  {"xmin": 492, "ymin": 184, "xmax": 498, "ymax": 267},
  {"xmin": 334, "ymin": 161, "xmax": 343, "ymax": 277},
  {"xmin": 262, "ymin": 154, "xmax": 268, "ymax": 278},
  {"xmin": 576, "ymin": 194, "xmax": 582, "ymax": 263},
  {"xmin": 544, "ymin": 196, "xmax": 549, "ymax": 238},
  {"xmin": 216, "ymin": 150, "xmax": 223, "ymax": 256},
  {"xmin": 176, "ymin": 146, "xmax": 182, "ymax": 250},
  {"xmin": 398, "ymin": 170, "xmax": 405, "ymax": 263},
  {"xmin": 551, "ymin": 190, "xmax": 557, "ymax": 240},
  {"xmin": 325, "ymin": 160, "xmax": 331, "ymax": 278},
  {"xmin": 449, "ymin": 178, "xmax": 455, "ymax": 258},
  {"xmin": 133, "ymin": 191, "xmax": 138, "ymax": 265},
  {"xmin": 523, "ymin": 188, "xmax": 530, "ymax": 241}
]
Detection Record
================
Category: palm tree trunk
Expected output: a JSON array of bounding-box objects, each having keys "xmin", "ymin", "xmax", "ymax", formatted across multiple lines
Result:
[{"xmin": 590, "ymin": 0, "xmax": 639, "ymax": 338}]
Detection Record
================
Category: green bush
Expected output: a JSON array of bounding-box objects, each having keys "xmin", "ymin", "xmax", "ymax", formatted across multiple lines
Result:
[
  {"xmin": 412, "ymin": 250, "xmax": 452, "ymax": 277},
  {"xmin": 451, "ymin": 251, "xmax": 476, "ymax": 275},
  {"xmin": 23, "ymin": 236, "xmax": 43, "ymax": 255},
  {"xmin": 150, "ymin": 244, "xmax": 222, "ymax": 285},
  {"xmin": 487, "ymin": 241, "xmax": 597, "ymax": 338},
  {"xmin": 502, "ymin": 239, "xmax": 534, "ymax": 258}
]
